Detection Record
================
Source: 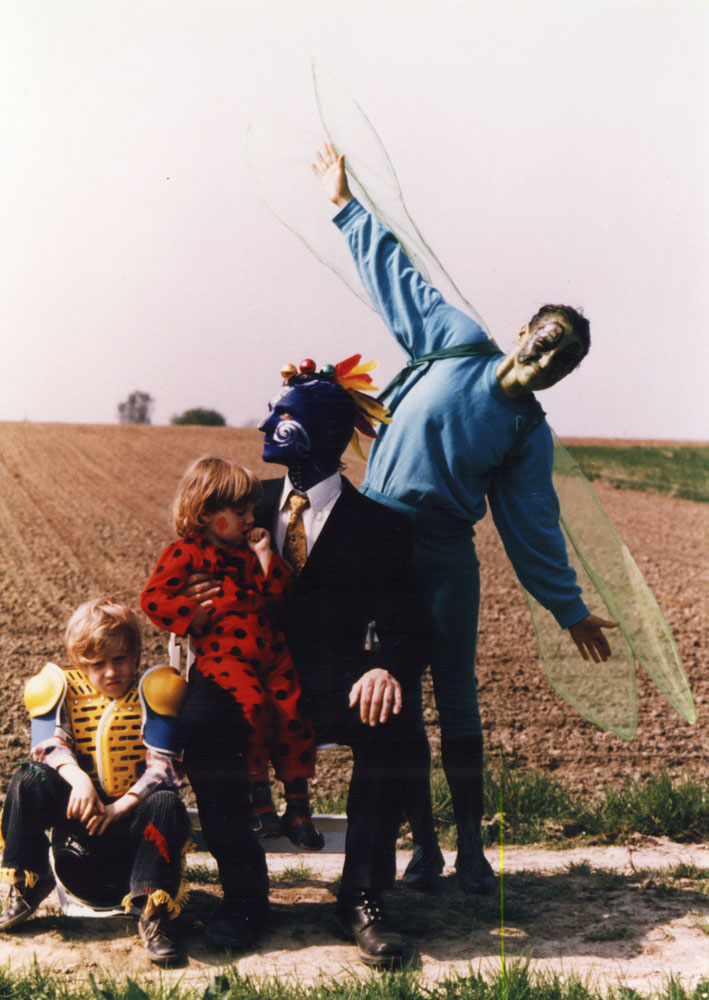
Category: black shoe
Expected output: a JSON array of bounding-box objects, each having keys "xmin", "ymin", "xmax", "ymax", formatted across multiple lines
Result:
[
  {"xmin": 402, "ymin": 842, "xmax": 445, "ymax": 892},
  {"xmin": 456, "ymin": 827, "xmax": 496, "ymax": 895},
  {"xmin": 204, "ymin": 897, "xmax": 270, "ymax": 952},
  {"xmin": 0, "ymin": 875, "xmax": 55, "ymax": 931},
  {"xmin": 138, "ymin": 904, "xmax": 184, "ymax": 965},
  {"xmin": 251, "ymin": 807, "xmax": 282, "ymax": 839},
  {"xmin": 281, "ymin": 808, "xmax": 325, "ymax": 852},
  {"xmin": 335, "ymin": 891, "xmax": 409, "ymax": 969}
]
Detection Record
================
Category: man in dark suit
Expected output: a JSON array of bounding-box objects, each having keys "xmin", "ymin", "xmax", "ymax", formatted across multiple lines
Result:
[{"xmin": 253, "ymin": 364, "xmax": 433, "ymax": 968}]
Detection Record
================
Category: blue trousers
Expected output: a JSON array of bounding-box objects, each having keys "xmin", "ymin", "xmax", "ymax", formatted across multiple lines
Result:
[{"xmin": 412, "ymin": 519, "xmax": 482, "ymax": 740}]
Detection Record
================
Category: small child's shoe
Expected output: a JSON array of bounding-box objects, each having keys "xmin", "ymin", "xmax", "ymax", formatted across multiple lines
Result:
[
  {"xmin": 138, "ymin": 902, "xmax": 184, "ymax": 965},
  {"xmin": 250, "ymin": 777, "xmax": 282, "ymax": 839},
  {"xmin": 251, "ymin": 806, "xmax": 282, "ymax": 839},
  {"xmin": 282, "ymin": 807, "xmax": 325, "ymax": 851},
  {"xmin": 0, "ymin": 874, "xmax": 55, "ymax": 931}
]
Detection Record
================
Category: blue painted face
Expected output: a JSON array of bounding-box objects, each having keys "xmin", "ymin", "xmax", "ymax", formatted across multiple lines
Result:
[
  {"xmin": 259, "ymin": 380, "xmax": 355, "ymax": 479},
  {"xmin": 259, "ymin": 387, "xmax": 313, "ymax": 465}
]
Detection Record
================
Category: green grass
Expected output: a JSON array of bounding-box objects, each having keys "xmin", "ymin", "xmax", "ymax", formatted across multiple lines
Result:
[
  {"xmin": 185, "ymin": 864, "xmax": 220, "ymax": 885},
  {"xmin": 563, "ymin": 443, "xmax": 709, "ymax": 502},
  {"xmin": 577, "ymin": 773, "xmax": 709, "ymax": 842},
  {"xmin": 311, "ymin": 789, "xmax": 348, "ymax": 815},
  {"xmin": 376, "ymin": 762, "xmax": 709, "ymax": 849},
  {"xmin": 0, "ymin": 959, "xmax": 705, "ymax": 1000},
  {"xmin": 274, "ymin": 762, "xmax": 709, "ymax": 848},
  {"xmin": 272, "ymin": 860, "xmax": 317, "ymax": 884}
]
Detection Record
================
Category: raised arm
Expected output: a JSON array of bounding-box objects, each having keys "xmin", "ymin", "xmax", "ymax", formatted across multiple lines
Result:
[{"xmin": 311, "ymin": 143, "xmax": 477, "ymax": 359}]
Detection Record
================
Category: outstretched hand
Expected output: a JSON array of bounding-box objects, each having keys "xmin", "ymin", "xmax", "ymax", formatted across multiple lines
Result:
[
  {"xmin": 568, "ymin": 614, "xmax": 619, "ymax": 662},
  {"xmin": 311, "ymin": 141, "xmax": 353, "ymax": 209}
]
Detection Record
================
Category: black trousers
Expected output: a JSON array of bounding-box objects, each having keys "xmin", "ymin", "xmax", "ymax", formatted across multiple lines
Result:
[
  {"xmin": 301, "ymin": 686, "xmax": 416, "ymax": 894},
  {"xmin": 1, "ymin": 761, "xmax": 190, "ymax": 908},
  {"xmin": 178, "ymin": 671, "xmax": 269, "ymax": 904}
]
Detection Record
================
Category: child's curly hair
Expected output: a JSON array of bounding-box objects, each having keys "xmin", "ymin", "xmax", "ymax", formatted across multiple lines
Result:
[
  {"xmin": 65, "ymin": 596, "xmax": 142, "ymax": 671},
  {"xmin": 172, "ymin": 455, "xmax": 262, "ymax": 537}
]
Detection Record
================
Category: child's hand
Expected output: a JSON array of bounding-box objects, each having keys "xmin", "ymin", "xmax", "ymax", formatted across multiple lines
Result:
[
  {"xmin": 62, "ymin": 767, "xmax": 105, "ymax": 825},
  {"xmin": 247, "ymin": 527, "xmax": 271, "ymax": 554},
  {"xmin": 85, "ymin": 793, "xmax": 138, "ymax": 835},
  {"xmin": 247, "ymin": 527, "xmax": 272, "ymax": 574}
]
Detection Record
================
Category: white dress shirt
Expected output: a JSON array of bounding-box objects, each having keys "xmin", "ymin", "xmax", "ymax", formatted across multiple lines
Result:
[{"xmin": 273, "ymin": 471, "xmax": 343, "ymax": 557}]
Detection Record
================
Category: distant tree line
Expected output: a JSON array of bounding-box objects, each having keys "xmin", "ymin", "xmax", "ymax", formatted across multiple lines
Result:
[
  {"xmin": 116, "ymin": 392, "xmax": 227, "ymax": 427},
  {"xmin": 171, "ymin": 407, "xmax": 226, "ymax": 426},
  {"xmin": 118, "ymin": 390, "xmax": 154, "ymax": 424}
]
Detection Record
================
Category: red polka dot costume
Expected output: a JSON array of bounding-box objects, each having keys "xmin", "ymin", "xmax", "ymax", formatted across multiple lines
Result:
[{"xmin": 141, "ymin": 535, "xmax": 316, "ymax": 782}]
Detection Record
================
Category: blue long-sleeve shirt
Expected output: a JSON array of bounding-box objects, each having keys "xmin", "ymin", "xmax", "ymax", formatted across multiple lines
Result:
[{"xmin": 334, "ymin": 198, "xmax": 588, "ymax": 629}]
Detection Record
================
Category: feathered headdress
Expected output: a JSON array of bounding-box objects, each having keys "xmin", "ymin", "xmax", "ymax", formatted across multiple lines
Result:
[{"xmin": 280, "ymin": 354, "xmax": 391, "ymax": 460}]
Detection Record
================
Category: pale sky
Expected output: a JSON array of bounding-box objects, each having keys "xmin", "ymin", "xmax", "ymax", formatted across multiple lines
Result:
[{"xmin": 2, "ymin": 0, "xmax": 708, "ymax": 439}]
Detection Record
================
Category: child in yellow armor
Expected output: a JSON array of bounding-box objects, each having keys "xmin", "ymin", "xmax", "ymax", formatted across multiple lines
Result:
[{"xmin": 0, "ymin": 597, "xmax": 191, "ymax": 965}]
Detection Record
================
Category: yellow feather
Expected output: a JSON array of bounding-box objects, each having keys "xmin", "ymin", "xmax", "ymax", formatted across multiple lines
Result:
[
  {"xmin": 348, "ymin": 360, "xmax": 378, "ymax": 375},
  {"xmin": 341, "ymin": 377, "xmax": 380, "ymax": 392},
  {"xmin": 348, "ymin": 431, "xmax": 367, "ymax": 461}
]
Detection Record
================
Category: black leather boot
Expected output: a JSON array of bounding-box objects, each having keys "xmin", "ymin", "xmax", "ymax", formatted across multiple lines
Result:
[
  {"xmin": 0, "ymin": 874, "xmax": 55, "ymax": 931},
  {"xmin": 138, "ymin": 902, "xmax": 184, "ymax": 965},
  {"xmin": 441, "ymin": 734, "xmax": 496, "ymax": 895}
]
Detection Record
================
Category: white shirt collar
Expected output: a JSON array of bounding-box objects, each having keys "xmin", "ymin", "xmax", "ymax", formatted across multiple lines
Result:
[{"xmin": 278, "ymin": 471, "xmax": 342, "ymax": 513}]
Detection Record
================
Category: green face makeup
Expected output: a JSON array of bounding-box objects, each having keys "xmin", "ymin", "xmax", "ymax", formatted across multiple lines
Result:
[{"xmin": 517, "ymin": 319, "xmax": 582, "ymax": 384}]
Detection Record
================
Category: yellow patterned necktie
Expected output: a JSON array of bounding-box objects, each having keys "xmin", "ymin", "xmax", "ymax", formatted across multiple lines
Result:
[{"xmin": 282, "ymin": 492, "xmax": 310, "ymax": 576}]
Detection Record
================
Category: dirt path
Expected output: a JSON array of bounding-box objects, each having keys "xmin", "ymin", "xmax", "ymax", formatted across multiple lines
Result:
[{"xmin": 1, "ymin": 842, "xmax": 708, "ymax": 993}]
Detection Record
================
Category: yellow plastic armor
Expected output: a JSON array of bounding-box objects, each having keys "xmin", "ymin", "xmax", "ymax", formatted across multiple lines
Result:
[
  {"xmin": 141, "ymin": 666, "xmax": 187, "ymax": 717},
  {"xmin": 24, "ymin": 663, "xmax": 66, "ymax": 718},
  {"xmin": 64, "ymin": 668, "xmax": 144, "ymax": 798}
]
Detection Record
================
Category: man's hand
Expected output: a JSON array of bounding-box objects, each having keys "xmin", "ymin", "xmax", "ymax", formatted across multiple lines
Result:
[
  {"xmin": 311, "ymin": 142, "xmax": 353, "ymax": 209},
  {"xmin": 85, "ymin": 794, "xmax": 138, "ymax": 836},
  {"xmin": 568, "ymin": 614, "xmax": 619, "ymax": 662},
  {"xmin": 182, "ymin": 572, "xmax": 219, "ymax": 607},
  {"xmin": 62, "ymin": 767, "xmax": 105, "ymax": 825},
  {"xmin": 349, "ymin": 668, "xmax": 402, "ymax": 726}
]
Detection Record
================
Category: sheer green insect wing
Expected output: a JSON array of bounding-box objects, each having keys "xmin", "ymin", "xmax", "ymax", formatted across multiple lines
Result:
[{"xmin": 246, "ymin": 58, "xmax": 696, "ymax": 738}]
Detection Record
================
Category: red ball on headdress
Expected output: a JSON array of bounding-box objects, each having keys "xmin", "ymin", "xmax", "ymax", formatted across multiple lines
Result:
[{"xmin": 299, "ymin": 358, "xmax": 316, "ymax": 374}]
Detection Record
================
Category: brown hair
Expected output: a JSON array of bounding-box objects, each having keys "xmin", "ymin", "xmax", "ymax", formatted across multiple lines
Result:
[
  {"xmin": 172, "ymin": 455, "xmax": 262, "ymax": 537},
  {"xmin": 65, "ymin": 596, "xmax": 142, "ymax": 671}
]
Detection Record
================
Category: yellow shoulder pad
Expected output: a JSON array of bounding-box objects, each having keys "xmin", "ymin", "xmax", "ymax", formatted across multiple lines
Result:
[
  {"xmin": 141, "ymin": 666, "xmax": 187, "ymax": 717},
  {"xmin": 24, "ymin": 662, "xmax": 67, "ymax": 719}
]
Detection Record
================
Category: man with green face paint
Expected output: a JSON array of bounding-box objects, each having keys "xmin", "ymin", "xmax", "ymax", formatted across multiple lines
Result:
[{"xmin": 312, "ymin": 142, "xmax": 617, "ymax": 895}]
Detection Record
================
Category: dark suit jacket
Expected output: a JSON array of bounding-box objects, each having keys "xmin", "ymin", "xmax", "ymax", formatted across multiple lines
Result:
[{"xmin": 255, "ymin": 476, "xmax": 419, "ymax": 695}]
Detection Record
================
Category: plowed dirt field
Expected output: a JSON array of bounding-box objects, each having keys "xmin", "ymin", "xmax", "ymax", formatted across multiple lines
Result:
[
  {"xmin": 0, "ymin": 422, "xmax": 707, "ymax": 992},
  {"xmin": 1, "ymin": 422, "xmax": 706, "ymax": 795}
]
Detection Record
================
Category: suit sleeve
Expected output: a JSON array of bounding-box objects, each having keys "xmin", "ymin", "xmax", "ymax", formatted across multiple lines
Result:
[{"xmin": 140, "ymin": 540, "xmax": 204, "ymax": 637}]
